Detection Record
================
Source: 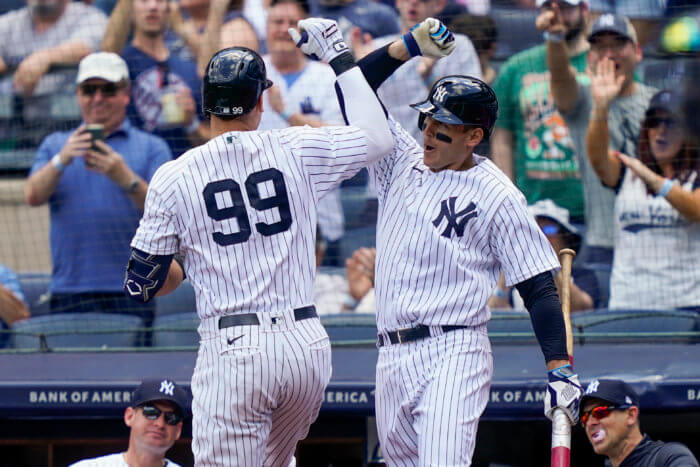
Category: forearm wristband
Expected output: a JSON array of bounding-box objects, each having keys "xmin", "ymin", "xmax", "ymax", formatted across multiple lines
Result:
[{"xmin": 329, "ymin": 52, "xmax": 356, "ymax": 76}]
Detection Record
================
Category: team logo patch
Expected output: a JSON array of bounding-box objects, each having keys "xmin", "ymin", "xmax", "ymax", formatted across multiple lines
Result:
[{"xmin": 432, "ymin": 197, "xmax": 478, "ymax": 238}]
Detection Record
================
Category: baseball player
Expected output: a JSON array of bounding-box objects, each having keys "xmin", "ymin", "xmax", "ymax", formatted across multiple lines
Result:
[
  {"xmin": 123, "ymin": 17, "xmax": 452, "ymax": 466},
  {"xmin": 348, "ymin": 32, "xmax": 586, "ymax": 465}
]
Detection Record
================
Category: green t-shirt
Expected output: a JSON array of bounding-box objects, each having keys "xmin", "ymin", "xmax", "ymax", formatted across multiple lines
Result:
[{"xmin": 493, "ymin": 44, "xmax": 588, "ymax": 219}]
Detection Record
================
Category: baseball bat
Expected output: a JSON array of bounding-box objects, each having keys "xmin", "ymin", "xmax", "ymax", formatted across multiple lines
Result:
[{"xmin": 551, "ymin": 248, "xmax": 576, "ymax": 467}]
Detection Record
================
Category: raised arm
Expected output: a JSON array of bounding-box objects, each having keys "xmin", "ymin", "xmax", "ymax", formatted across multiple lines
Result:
[
  {"xmin": 539, "ymin": 4, "xmax": 579, "ymax": 114},
  {"xmin": 491, "ymin": 128, "xmax": 515, "ymax": 180},
  {"xmin": 197, "ymin": 0, "xmax": 230, "ymax": 78},
  {"xmin": 355, "ymin": 18, "xmax": 456, "ymax": 92},
  {"xmin": 101, "ymin": 0, "xmax": 133, "ymax": 53},
  {"xmin": 585, "ymin": 58, "xmax": 624, "ymax": 187},
  {"xmin": 289, "ymin": 18, "xmax": 393, "ymax": 163}
]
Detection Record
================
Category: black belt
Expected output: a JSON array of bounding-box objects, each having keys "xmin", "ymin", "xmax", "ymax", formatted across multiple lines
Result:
[
  {"xmin": 219, "ymin": 306, "xmax": 317, "ymax": 329},
  {"xmin": 377, "ymin": 324, "xmax": 470, "ymax": 347}
]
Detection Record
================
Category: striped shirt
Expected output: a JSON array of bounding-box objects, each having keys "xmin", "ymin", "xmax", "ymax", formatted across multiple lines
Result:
[
  {"xmin": 370, "ymin": 120, "xmax": 560, "ymax": 332},
  {"xmin": 131, "ymin": 126, "xmax": 368, "ymax": 336}
]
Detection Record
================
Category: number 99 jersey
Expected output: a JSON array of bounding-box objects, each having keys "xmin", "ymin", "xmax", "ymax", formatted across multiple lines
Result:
[{"xmin": 130, "ymin": 125, "xmax": 369, "ymax": 337}]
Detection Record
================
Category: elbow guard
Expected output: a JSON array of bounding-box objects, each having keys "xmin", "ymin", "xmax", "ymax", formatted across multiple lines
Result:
[{"xmin": 124, "ymin": 248, "xmax": 173, "ymax": 303}]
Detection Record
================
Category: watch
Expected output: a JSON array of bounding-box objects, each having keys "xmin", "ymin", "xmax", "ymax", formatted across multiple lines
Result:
[
  {"xmin": 51, "ymin": 154, "xmax": 66, "ymax": 172},
  {"xmin": 543, "ymin": 31, "xmax": 564, "ymax": 43},
  {"xmin": 124, "ymin": 178, "xmax": 140, "ymax": 194}
]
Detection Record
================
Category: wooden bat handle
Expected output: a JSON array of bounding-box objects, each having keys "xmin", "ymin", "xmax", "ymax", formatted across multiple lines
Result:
[
  {"xmin": 558, "ymin": 248, "xmax": 575, "ymax": 359},
  {"xmin": 551, "ymin": 248, "xmax": 576, "ymax": 467}
]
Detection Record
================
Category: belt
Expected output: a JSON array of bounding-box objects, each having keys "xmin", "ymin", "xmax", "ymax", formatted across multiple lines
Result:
[
  {"xmin": 218, "ymin": 306, "xmax": 317, "ymax": 329},
  {"xmin": 377, "ymin": 324, "xmax": 470, "ymax": 347}
]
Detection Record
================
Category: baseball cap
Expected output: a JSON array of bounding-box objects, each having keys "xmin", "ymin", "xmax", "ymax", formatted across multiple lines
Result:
[
  {"xmin": 529, "ymin": 199, "xmax": 580, "ymax": 238},
  {"xmin": 76, "ymin": 52, "xmax": 130, "ymax": 85},
  {"xmin": 588, "ymin": 14, "xmax": 638, "ymax": 45},
  {"xmin": 536, "ymin": 0, "xmax": 587, "ymax": 7},
  {"xmin": 580, "ymin": 379, "xmax": 640, "ymax": 414},
  {"xmin": 132, "ymin": 378, "xmax": 190, "ymax": 415},
  {"xmin": 645, "ymin": 90, "xmax": 683, "ymax": 118}
]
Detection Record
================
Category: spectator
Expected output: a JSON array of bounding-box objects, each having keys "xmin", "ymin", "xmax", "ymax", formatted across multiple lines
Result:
[
  {"xmin": 449, "ymin": 14, "xmax": 498, "ymax": 84},
  {"xmin": 589, "ymin": 0, "xmax": 665, "ymax": 47},
  {"xmin": 0, "ymin": 0, "xmax": 106, "ymax": 98},
  {"xmin": 260, "ymin": 0, "xmax": 343, "ymax": 130},
  {"xmin": 355, "ymin": 0, "xmax": 481, "ymax": 143},
  {"xmin": 489, "ymin": 199, "xmax": 598, "ymax": 311},
  {"xmin": 0, "ymin": 264, "xmax": 30, "ymax": 348},
  {"xmin": 311, "ymin": 0, "xmax": 400, "ymax": 40},
  {"xmin": 587, "ymin": 90, "xmax": 700, "ymax": 311},
  {"xmin": 315, "ymin": 233, "xmax": 376, "ymax": 314},
  {"xmin": 492, "ymin": 0, "xmax": 588, "ymax": 230},
  {"xmin": 70, "ymin": 377, "xmax": 189, "ymax": 467},
  {"xmin": 0, "ymin": 0, "xmax": 107, "ymax": 146},
  {"xmin": 344, "ymin": 246, "xmax": 376, "ymax": 313},
  {"xmin": 102, "ymin": 0, "xmax": 208, "ymax": 157},
  {"xmin": 166, "ymin": 0, "xmax": 259, "ymax": 64},
  {"xmin": 194, "ymin": 0, "xmax": 263, "ymax": 80},
  {"xmin": 580, "ymin": 379, "xmax": 699, "ymax": 466},
  {"xmin": 548, "ymin": 13, "xmax": 656, "ymax": 266},
  {"xmin": 24, "ymin": 53, "xmax": 172, "ymax": 331}
]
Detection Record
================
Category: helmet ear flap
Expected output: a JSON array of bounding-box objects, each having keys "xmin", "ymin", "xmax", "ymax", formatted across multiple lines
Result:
[{"xmin": 417, "ymin": 112, "xmax": 427, "ymax": 132}]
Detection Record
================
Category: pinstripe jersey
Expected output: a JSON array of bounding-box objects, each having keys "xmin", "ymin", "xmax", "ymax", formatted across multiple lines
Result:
[
  {"xmin": 370, "ymin": 119, "xmax": 560, "ymax": 332},
  {"xmin": 131, "ymin": 125, "xmax": 368, "ymax": 336}
]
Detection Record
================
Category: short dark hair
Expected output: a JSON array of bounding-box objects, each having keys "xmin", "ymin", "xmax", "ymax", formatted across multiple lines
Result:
[
  {"xmin": 448, "ymin": 14, "xmax": 498, "ymax": 55},
  {"xmin": 269, "ymin": 0, "xmax": 310, "ymax": 15}
]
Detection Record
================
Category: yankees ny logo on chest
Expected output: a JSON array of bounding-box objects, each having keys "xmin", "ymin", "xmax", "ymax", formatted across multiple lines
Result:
[{"xmin": 432, "ymin": 197, "xmax": 478, "ymax": 238}]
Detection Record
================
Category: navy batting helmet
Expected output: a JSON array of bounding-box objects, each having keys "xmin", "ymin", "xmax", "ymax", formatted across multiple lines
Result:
[
  {"xmin": 202, "ymin": 47, "xmax": 273, "ymax": 118},
  {"xmin": 410, "ymin": 75, "xmax": 498, "ymax": 139}
]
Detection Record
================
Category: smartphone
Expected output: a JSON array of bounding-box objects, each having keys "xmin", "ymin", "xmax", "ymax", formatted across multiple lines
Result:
[{"xmin": 86, "ymin": 124, "xmax": 104, "ymax": 151}]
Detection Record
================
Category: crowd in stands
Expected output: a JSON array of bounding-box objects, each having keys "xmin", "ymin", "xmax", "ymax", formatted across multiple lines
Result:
[{"xmin": 0, "ymin": 0, "xmax": 699, "ymax": 348}]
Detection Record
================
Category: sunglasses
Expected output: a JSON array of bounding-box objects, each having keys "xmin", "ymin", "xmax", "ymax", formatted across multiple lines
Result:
[
  {"xmin": 580, "ymin": 405, "xmax": 629, "ymax": 426},
  {"xmin": 139, "ymin": 404, "xmax": 183, "ymax": 426},
  {"xmin": 79, "ymin": 83, "xmax": 122, "ymax": 97},
  {"xmin": 541, "ymin": 224, "xmax": 561, "ymax": 236},
  {"xmin": 647, "ymin": 117, "xmax": 679, "ymax": 129}
]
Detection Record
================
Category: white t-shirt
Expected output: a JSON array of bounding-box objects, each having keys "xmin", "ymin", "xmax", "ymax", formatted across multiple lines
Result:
[
  {"xmin": 69, "ymin": 452, "xmax": 181, "ymax": 467},
  {"xmin": 609, "ymin": 169, "xmax": 700, "ymax": 309}
]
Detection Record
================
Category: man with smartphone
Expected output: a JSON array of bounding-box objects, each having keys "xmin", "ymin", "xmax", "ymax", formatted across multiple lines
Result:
[
  {"xmin": 24, "ymin": 52, "xmax": 172, "ymax": 335},
  {"xmin": 69, "ymin": 377, "xmax": 189, "ymax": 466}
]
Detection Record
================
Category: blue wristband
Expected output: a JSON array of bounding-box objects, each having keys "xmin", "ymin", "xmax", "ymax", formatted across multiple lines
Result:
[
  {"xmin": 401, "ymin": 32, "xmax": 422, "ymax": 58},
  {"xmin": 494, "ymin": 288, "xmax": 509, "ymax": 299},
  {"xmin": 657, "ymin": 178, "xmax": 674, "ymax": 198},
  {"xmin": 549, "ymin": 363, "xmax": 574, "ymax": 377}
]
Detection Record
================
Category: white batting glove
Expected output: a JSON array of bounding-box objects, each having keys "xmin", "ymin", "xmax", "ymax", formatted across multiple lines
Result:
[
  {"xmin": 288, "ymin": 18, "xmax": 350, "ymax": 64},
  {"xmin": 544, "ymin": 364, "xmax": 583, "ymax": 425},
  {"xmin": 403, "ymin": 18, "xmax": 456, "ymax": 59}
]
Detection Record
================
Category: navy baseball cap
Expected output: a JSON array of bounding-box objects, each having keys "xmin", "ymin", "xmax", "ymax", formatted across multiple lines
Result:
[
  {"xmin": 580, "ymin": 379, "xmax": 639, "ymax": 414},
  {"xmin": 132, "ymin": 378, "xmax": 189, "ymax": 415},
  {"xmin": 646, "ymin": 90, "xmax": 684, "ymax": 118},
  {"xmin": 588, "ymin": 14, "xmax": 638, "ymax": 45}
]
